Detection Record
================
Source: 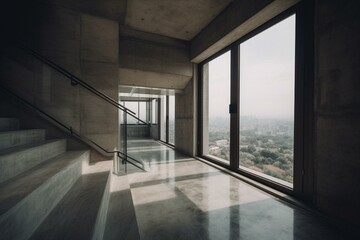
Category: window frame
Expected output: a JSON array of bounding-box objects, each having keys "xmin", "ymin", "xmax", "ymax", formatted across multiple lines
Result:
[
  {"xmin": 159, "ymin": 95, "xmax": 176, "ymax": 147},
  {"xmin": 197, "ymin": 4, "xmax": 307, "ymax": 196}
]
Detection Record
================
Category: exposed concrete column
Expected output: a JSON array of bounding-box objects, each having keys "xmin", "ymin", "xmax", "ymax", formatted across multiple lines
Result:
[
  {"xmin": 313, "ymin": 0, "xmax": 360, "ymax": 228},
  {"xmin": 202, "ymin": 64, "xmax": 209, "ymax": 155},
  {"xmin": 80, "ymin": 14, "xmax": 119, "ymax": 151},
  {"xmin": 175, "ymin": 62, "xmax": 196, "ymax": 156}
]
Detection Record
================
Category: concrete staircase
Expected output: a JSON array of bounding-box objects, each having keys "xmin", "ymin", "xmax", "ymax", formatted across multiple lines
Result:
[{"xmin": 0, "ymin": 117, "xmax": 112, "ymax": 240}]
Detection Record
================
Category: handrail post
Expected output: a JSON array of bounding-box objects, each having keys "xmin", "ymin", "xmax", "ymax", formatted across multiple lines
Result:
[
  {"xmin": 113, "ymin": 150, "xmax": 120, "ymax": 175},
  {"xmin": 124, "ymin": 110, "xmax": 128, "ymax": 164}
]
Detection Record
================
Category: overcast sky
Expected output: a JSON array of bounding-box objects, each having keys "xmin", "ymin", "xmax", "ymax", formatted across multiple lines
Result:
[{"xmin": 208, "ymin": 14, "xmax": 296, "ymax": 120}]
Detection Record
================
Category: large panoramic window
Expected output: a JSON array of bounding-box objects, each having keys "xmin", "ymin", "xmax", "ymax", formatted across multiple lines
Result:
[
  {"xmin": 200, "ymin": 11, "xmax": 301, "ymax": 192},
  {"xmin": 202, "ymin": 51, "xmax": 231, "ymax": 163},
  {"xmin": 239, "ymin": 15, "xmax": 296, "ymax": 186}
]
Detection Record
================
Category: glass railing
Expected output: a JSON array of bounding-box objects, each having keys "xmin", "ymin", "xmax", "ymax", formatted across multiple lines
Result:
[{"xmin": 0, "ymin": 43, "xmax": 150, "ymax": 172}]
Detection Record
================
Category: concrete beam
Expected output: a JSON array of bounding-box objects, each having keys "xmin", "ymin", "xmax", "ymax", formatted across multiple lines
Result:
[
  {"xmin": 119, "ymin": 68, "xmax": 191, "ymax": 90},
  {"xmin": 119, "ymin": 27, "xmax": 192, "ymax": 90},
  {"xmin": 191, "ymin": 0, "xmax": 300, "ymax": 63}
]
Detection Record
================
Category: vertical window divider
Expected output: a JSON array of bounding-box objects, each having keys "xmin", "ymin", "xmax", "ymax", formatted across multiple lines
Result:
[
  {"xmin": 197, "ymin": 63, "xmax": 204, "ymax": 156},
  {"xmin": 230, "ymin": 44, "xmax": 240, "ymax": 169},
  {"xmin": 293, "ymin": 4, "xmax": 306, "ymax": 198},
  {"xmin": 166, "ymin": 95, "xmax": 169, "ymax": 143}
]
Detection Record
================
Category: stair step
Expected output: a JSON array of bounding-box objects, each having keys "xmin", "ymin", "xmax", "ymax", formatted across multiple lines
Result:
[
  {"xmin": 0, "ymin": 129, "xmax": 45, "ymax": 150},
  {"xmin": 0, "ymin": 150, "xmax": 89, "ymax": 240},
  {"xmin": 104, "ymin": 173, "xmax": 140, "ymax": 240},
  {"xmin": 30, "ymin": 171, "xmax": 110, "ymax": 240},
  {"xmin": 0, "ymin": 139, "xmax": 67, "ymax": 184},
  {"xmin": 0, "ymin": 118, "xmax": 19, "ymax": 131}
]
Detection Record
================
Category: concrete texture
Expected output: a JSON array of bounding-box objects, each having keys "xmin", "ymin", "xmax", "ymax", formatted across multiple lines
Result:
[
  {"xmin": 36, "ymin": 0, "xmax": 232, "ymax": 41},
  {"xmin": 0, "ymin": 129, "xmax": 45, "ymax": 150},
  {"xmin": 126, "ymin": 138, "xmax": 353, "ymax": 239},
  {"xmin": 314, "ymin": 0, "xmax": 360, "ymax": 228},
  {"xmin": 125, "ymin": 0, "xmax": 232, "ymax": 40},
  {"xmin": 119, "ymin": 68, "xmax": 191, "ymax": 90},
  {"xmin": 39, "ymin": 0, "xmax": 127, "ymax": 23},
  {"xmin": 0, "ymin": 118, "xmax": 19, "ymax": 131},
  {"xmin": 191, "ymin": 0, "xmax": 300, "ymax": 62},
  {"xmin": 0, "ymin": 150, "xmax": 88, "ymax": 240},
  {"xmin": 0, "ymin": 3, "xmax": 119, "ymax": 153},
  {"xmin": 104, "ymin": 173, "xmax": 140, "ymax": 240},
  {"xmin": 81, "ymin": 14, "xmax": 118, "ymax": 63},
  {"xmin": 119, "ymin": 27, "xmax": 192, "ymax": 90},
  {"xmin": 175, "ymin": 79, "xmax": 195, "ymax": 156},
  {"xmin": 119, "ymin": 31, "xmax": 191, "ymax": 75},
  {"xmin": 0, "ymin": 139, "xmax": 66, "ymax": 183},
  {"xmin": 92, "ymin": 171, "xmax": 111, "ymax": 240},
  {"xmin": 0, "ymin": 92, "xmax": 104, "ymax": 162},
  {"xmin": 30, "ymin": 171, "xmax": 110, "ymax": 240},
  {"xmin": 2, "ymin": 0, "xmax": 360, "ymax": 235}
]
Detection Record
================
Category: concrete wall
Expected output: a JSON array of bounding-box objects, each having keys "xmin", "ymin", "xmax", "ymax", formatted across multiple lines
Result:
[
  {"xmin": 118, "ymin": 27, "xmax": 192, "ymax": 90},
  {"xmin": 190, "ymin": 0, "xmax": 360, "ymax": 228},
  {"xmin": 314, "ymin": 0, "xmax": 360, "ymax": 227},
  {"xmin": 0, "ymin": 3, "xmax": 119, "ymax": 154},
  {"xmin": 175, "ymin": 77, "xmax": 196, "ymax": 156},
  {"xmin": 0, "ymin": 93, "xmax": 107, "ymax": 162}
]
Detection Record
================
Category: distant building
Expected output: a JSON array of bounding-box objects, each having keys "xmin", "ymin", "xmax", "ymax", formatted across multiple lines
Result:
[
  {"xmin": 215, "ymin": 139, "xmax": 228, "ymax": 146},
  {"xmin": 209, "ymin": 146, "xmax": 221, "ymax": 155}
]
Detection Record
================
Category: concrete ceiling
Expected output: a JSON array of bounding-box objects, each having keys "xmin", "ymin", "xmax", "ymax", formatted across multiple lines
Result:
[
  {"xmin": 124, "ymin": 0, "xmax": 233, "ymax": 40},
  {"xmin": 45, "ymin": 0, "xmax": 233, "ymax": 41}
]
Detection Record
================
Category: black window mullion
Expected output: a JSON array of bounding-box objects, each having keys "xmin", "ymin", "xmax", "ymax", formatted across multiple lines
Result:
[{"xmin": 230, "ymin": 44, "xmax": 240, "ymax": 170}]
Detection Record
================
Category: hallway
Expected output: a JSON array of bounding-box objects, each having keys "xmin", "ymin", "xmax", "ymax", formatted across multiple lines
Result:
[{"xmin": 123, "ymin": 139, "xmax": 351, "ymax": 240}]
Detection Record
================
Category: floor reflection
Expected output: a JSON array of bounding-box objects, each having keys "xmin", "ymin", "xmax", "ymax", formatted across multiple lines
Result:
[{"xmin": 125, "ymin": 138, "xmax": 354, "ymax": 240}]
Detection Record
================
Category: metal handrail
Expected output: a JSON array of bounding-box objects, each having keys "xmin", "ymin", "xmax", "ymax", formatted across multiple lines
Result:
[
  {"xmin": 0, "ymin": 86, "xmax": 147, "ymax": 171},
  {"xmin": 12, "ymin": 43, "xmax": 149, "ymax": 126}
]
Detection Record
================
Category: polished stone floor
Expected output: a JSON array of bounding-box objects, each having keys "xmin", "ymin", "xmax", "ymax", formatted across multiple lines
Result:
[{"xmin": 124, "ymin": 138, "xmax": 353, "ymax": 240}]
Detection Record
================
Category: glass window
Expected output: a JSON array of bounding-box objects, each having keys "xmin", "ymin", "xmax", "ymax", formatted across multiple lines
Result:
[
  {"xmin": 124, "ymin": 101, "xmax": 138, "ymax": 124},
  {"xmin": 151, "ymin": 99, "xmax": 158, "ymax": 124},
  {"xmin": 160, "ymin": 96, "xmax": 167, "ymax": 141},
  {"xmin": 139, "ymin": 102, "xmax": 147, "ymax": 123},
  {"xmin": 202, "ymin": 51, "xmax": 231, "ymax": 162},
  {"xmin": 122, "ymin": 101, "xmax": 148, "ymax": 124},
  {"xmin": 239, "ymin": 15, "xmax": 296, "ymax": 185},
  {"xmin": 168, "ymin": 95, "xmax": 175, "ymax": 145}
]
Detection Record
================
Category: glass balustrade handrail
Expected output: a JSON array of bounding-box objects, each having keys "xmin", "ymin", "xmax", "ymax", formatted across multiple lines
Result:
[{"xmin": 0, "ymin": 86, "xmax": 148, "ymax": 172}]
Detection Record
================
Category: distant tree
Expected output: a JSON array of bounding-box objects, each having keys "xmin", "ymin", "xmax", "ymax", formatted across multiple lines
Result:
[
  {"xmin": 240, "ymin": 147, "xmax": 248, "ymax": 153},
  {"xmin": 260, "ymin": 149, "xmax": 279, "ymax": 160},
  {"xmin": 247, "ymin": 145, "xmax": 256, "ymax": 153}
]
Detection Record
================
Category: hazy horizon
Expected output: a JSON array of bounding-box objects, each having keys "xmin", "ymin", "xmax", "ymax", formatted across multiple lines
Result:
[{"xmin": 207, "ymin": 14, "xmax": 296, "ymax": 119}]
